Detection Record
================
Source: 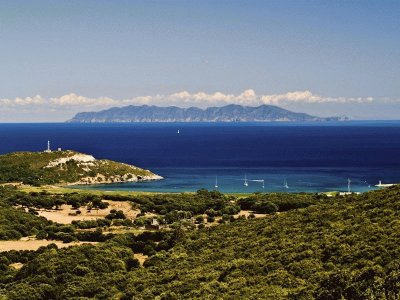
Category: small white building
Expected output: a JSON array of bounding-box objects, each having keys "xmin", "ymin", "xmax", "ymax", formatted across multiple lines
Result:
[{"xmin": 145, "ymin": 218, "xmax": 160, "ymax": 230}]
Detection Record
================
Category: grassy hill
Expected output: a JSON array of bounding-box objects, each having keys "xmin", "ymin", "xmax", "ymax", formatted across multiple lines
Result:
[
  {"xmin": 0, "ymin": 150, "xmax": 161, "ymax": 186},
  {"xmin": 1, "ymin": 187, "xmax": 399, "ymax": 299}
]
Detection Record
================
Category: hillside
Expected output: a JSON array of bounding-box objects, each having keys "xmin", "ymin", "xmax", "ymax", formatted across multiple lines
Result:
[
  {"xmin": 68, "ymin": 104, "xmax": 344, "ymax": 123},
  {"xmin": 1, "ymin": 187, "xmax": 399, "ymax": 299},
  {"xmin": 0, "ymin": 150, "xmax": 162, "ymax": 185}
]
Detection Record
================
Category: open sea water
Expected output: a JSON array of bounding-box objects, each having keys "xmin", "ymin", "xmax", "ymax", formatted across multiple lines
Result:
[{"xmin": 1, "ymin": 121, "xmax": 400, "ymax": 193}]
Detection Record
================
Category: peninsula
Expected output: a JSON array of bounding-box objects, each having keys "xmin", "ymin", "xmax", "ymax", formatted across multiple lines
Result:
[
  {"xmin": 68, "ymin": 104, "xmax": 345, "ymax": 123},
  {"xmin": 0, "ymin": 149, "xmax": 162, "ymax": 186}
]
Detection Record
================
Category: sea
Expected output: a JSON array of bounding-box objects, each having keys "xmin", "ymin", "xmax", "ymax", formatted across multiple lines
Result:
[{"xmin": 1, "ymin": 121, "xmax": 400, "ymax": 193}]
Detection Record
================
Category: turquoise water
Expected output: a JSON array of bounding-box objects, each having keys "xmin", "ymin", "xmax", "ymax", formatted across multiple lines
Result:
[{"xmin": 73, "ymin": 167, "xmax": 380, "ymax": 194}]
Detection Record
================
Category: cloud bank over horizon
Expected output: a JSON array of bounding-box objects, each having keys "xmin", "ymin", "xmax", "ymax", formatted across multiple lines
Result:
[
  {"xmin": 0, "ymin": 89, "xmax": 380, "ymax": 108},
  {"xmin": 0, "ymin": 90, "xmax": 399, "ymax": 122}
]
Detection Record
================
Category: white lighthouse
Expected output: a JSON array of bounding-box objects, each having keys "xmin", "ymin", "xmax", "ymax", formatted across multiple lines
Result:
[{"xmin": 44, "ymin": 140, "xmax": 52, "ymax": 153}]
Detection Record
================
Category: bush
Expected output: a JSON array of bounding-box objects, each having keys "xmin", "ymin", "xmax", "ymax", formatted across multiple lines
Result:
[
  {"xmin": 222, "ymin": 214, "xmax": 230, "ymax": 221},
  {"xmin": 106, "ymin": 210, "xmax": 126, "ymax": 220},
  {"xmin": 195, "ymin": 215, "xmax": 204, "ymax": 224},
  {"xmin": 126, "ymin": 257, "xmax": 140, "ymax": 271},
  {"xmin": 251, "ymin": 201, "xmax": 278, "ymax": 214},
  {"xmin": 36, "ymin": 231, "xmax": 48, "ymax": 240},
  {"xmin": 207, "ymin": 216, "xmax": 215, "ymax": 223}
]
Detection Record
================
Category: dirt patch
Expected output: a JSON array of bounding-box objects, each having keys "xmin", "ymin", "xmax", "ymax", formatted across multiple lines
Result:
[
  {"xmin": 9, "ymin": 262, "xmax": 24, "ymax": 270},
  {"xmin": 103, "ymin": 226, "xmax": 145, "ymax": 235},
  {"xmin": 234, "ymin": 210, "xmax": 265, "ymax": 218},
  {"xmin": 134, "ymin": 253, "xmax": 148, "ymax": 266},
  {"xmin": 37, "ymin": 200, "xmax": 140, "ymax": 224},
  {"xmin": 0, "ymin": 182, "xmax": 23, "ymax": 187},
  {"xmin": 0, "ymin": 238, "xmax": 97, "ymax": 252}
]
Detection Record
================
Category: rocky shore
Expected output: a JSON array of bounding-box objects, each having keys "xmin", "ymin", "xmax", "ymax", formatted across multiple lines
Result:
[{"xmin": 67, "ymin": 172, "xmax": 163, "ymax": 185}]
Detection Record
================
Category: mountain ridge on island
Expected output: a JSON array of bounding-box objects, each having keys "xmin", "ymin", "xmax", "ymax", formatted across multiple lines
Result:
[
  {"xmin": 67, "ymin": 104, "xmax": 346, "ymax": 123},
  {"xmin": 0, "ymin": 150, "xmax": 162, "ymax": 186}
]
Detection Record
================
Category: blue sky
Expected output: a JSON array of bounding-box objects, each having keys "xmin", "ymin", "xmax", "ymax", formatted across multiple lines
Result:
[{"xmin": 0, "ymin": 0, "xmax": 399, "ymax": 121}]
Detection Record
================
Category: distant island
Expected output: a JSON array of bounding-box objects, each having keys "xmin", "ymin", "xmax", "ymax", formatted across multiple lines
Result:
[
  {"xmin": 68, "ymin": 104, "xmax": 346, "ymax": 123},
  {"xmin": 0, "ymin": 149, "xmax": 162, "ymax": 186}
]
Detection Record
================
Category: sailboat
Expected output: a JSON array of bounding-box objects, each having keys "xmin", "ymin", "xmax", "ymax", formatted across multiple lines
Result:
[
  {"xmin": 375, "ymin": 180, "xmax": 394, "ymax": 187},
  {"xmin": 347, "ymin": 178, "xmax": 351, "ymax": 193},
  {"xmin": 214, "ymin": 176, "xmax": 218, "ymax": 189},
  {"xmin": 244, "ymin": 174, "xmax": 248, "ymax": 187},
  {"xmin": 177, "ymin": 129, "xmax": 180, "ymax": 134},
  {"xmin": 251, "ymin": 179, "xmax": 265, "ymax": 189},
  {"xmin": 284, "ymin": 179, "xmax": 289, "ymax": 189}
]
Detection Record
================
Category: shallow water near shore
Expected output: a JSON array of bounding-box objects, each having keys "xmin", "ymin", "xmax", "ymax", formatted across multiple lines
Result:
[
  {"xmin": 1, "ymin": 121, "xmax": 400, "ymax": 193},
  {"xmin": 73, "ymin": 166, "xmax": 383, "ymax": 193}
]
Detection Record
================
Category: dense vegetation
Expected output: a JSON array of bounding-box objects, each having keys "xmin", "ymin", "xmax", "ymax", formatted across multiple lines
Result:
[
  {"xmin": 0, "ymin": 151, "xmax": 157, "ymax": 185},
  {"xmin": 237, "ymin": 192, "xmax": 323, "ymax": 213},
  {"xmin": 0, "ymin": 187, "xmax": 113, "ymax": 243},
  {"xmin": 0, "ymin": 187, "xmax": 244, "ymax": 243},
  {"xmin": 1, "ymin": 186, "xmax": 399, "ymax": 299},
  {"xmin": 106, "ymin": 189, "xmax": 234, "ymax": 215},
  {"xmin": 6, "ymin": 190, "xmax": 108, "ymax": 210},
  {"xmin": 0, "ymin": 187, "xmax": 51, "ymax": 240}
]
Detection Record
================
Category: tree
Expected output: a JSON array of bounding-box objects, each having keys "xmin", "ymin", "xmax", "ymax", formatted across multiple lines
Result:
[
  {"xmin": 251, "ymin": 201, "xmax": 278, "ymax": 214},
  {"xmin": 126, "ymin": 257, "xmax": 140, "ymax": 271},
  {"xmin": 195, "ymin": 215, "xmax": 204, "ymax": 224}
]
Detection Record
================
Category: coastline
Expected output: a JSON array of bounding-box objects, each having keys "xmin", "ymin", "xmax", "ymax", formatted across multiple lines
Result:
[
  {"xmin": 66, "ymin": 166, "xmax": 384, "ymax": 194},
  {"xmin": 64, "ymin": 173, "xmax": 164, "ymax": 186}
]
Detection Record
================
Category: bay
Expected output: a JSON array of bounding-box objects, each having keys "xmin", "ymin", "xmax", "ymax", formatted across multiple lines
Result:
[{"xmin": 1, "ymin": 121, "xmax": 399, "ymax": 193}]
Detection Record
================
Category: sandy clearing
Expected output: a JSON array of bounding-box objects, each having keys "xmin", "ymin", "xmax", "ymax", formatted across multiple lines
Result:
[
  {"xmin": 0, "ymin": 182, "xmax": 23, "ymax": 187},
  {"xmin": 103, "ymin": 226, "xmax": 145, "ymax": 234},
  {"xmin": 45, "ymin": 153, "xmax": 96, "ymax": 168},
  {"xmin": 9, "ymin": 262, "xmax": 24, "ymax": 270},
  {"xmin": 37, "ymin": 200, "xmax": 140, "ymax": 224},
  {"xmin": 235, "ymin": 210, "xmax": 265, "ymax": 218},
  {"xmin": 134, "ymin": 253, "xmax": 148, "ymax": 266},
  {"xmin": 0, "ymin": 239, "xmax": 97, "ymax": 252},
  {"xmin": 37, "ymin": 209, "xmax": 100, "ymax": 224}
]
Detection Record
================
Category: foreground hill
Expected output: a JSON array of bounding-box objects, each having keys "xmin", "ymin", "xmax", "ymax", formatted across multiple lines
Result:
[
  {"xmin": 0, "ymin": 150, "xmax": 162, "ymax": 185},
  {"xmin": 1, "ymin": 187, "xmax": 399, "ymax": 299},
  {"xmin": 68, "ymin": 104, "xmax": 343, "ymax": 123}
]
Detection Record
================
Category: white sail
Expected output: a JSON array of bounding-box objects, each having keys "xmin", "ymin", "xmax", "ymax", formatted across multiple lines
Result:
[{"xmin": 250, "ymin": 179, "xmax": 265, "ymax": 188}]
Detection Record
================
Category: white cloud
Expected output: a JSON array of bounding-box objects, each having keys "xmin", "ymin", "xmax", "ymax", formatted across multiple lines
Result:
[
  {"xmin": 0, "ymin": 95, "xmax": 45, "ymax": 106},
  {"xmin": 121, "ymin": 89, "xmax": 375, "ymax": 107},
  {"xmin": 0, "ymin": 90, "xmax": 390, "ymax": 112},
  {"xmin": 50, "ymin": 93, "xmax": 117, "ymax": 106},
  {"xmin": 0, "ymin": 94, "xmax": 117, "ymax": 108}
]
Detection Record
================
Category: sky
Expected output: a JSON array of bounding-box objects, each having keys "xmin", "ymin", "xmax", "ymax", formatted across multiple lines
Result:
[{"xmin": 0, "ymin": 0, "xmax": 399, "ymax": 122}]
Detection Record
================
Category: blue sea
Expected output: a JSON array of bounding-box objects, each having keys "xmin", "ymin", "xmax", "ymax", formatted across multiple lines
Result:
[{"xmin": 1, "ymin": 122, "xmax": 400, "ymax": 193}]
